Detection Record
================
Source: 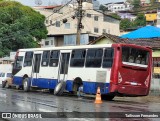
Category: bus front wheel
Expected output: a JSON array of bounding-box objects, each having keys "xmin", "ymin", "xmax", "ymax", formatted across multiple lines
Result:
[{"xmin": 23, "ymin": 78, "xmax": 30, "ymax": 92}]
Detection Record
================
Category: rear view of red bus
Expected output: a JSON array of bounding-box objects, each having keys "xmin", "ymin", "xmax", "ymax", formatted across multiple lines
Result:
[{"xmin": 110, "ymin": 44, "xmax": 152, "ymax": 97}]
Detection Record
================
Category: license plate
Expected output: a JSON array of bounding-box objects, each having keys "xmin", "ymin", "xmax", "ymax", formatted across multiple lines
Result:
[{"xmin": 130, "ymin": 82, "xmax": 137, "ymax": 85}]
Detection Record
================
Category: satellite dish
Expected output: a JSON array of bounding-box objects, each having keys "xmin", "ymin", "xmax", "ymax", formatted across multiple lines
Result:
[{"xmin": 35, "ymin": 0, "xmax": 43, "ymax": 6}]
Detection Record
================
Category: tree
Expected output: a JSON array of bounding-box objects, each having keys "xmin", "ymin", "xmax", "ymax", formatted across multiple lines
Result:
[
  {"xmin": 120, "ymin": 18, "xmax": 133, "ymax": 30},
  {"xmin": 133, "ymin": 13, "xmax": 146, "ymax": 27},
  {"xmin": 132, "ymin": 0, "xmax": 141, "ymax": 10},
  {"xmin": 99, "ymin": 4, "xmax": 107, "ymax": 12},
  {"xmin": 0, "ymin": 1, "xmax": 48, "ymax": 57}
]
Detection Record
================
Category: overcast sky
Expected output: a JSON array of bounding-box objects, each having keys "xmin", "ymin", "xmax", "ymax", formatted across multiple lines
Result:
[{"xmin": 13, "ymin": 0, "xmax": 125, "ymax": 6}]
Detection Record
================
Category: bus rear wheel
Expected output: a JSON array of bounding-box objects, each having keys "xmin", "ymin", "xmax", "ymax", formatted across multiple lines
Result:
[
  {"xmin": 23, "ymin": 78, "xmax": 30, "ymax": 92},
  {"xmin": 101, "ymin": 94, "xmax": 115, "ymax": 101}
]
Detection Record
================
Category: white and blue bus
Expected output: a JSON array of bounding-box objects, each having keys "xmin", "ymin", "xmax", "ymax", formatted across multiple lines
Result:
[{"xmin": 12, "ymin": 44, "xmax": 152, "ymax": 100}]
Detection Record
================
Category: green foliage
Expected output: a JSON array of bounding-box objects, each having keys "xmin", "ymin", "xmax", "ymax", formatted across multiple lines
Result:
[
  {"xmin": 120, "ymin": 13, "xmax": 146, "ymax": 31},
  {"xmin": 99, "ymin": 4, "xmax": 107, "ymax": 12},
  {"xmin": 133, "ymin": 13, "xmax": 146, "ymax": 27},
  {"xmin": 132, "ymin": 0, "xmax": 141, "ymax": 9},
  {"xmin": 120, "ymin": 18, "xmax": 133, "ymax": 30},
  {"xmin": 109, "ymin": 13, "xmax": 121, "ymax": 20},
  {"xmin": 0, "ymin": 1, "xmax": 48, "ymax": 57}
]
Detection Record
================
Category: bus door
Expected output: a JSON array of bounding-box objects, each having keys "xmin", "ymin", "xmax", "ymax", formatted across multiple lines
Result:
[
  {"xmin": 31, "ymin": 52, "xmax": 42, "ymax": 87},
  {"xmin": 58, "ymin": 51, "xmax": 71, "ymax": 83}
]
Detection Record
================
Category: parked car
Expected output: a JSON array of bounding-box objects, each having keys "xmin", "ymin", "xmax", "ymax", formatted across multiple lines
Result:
[{"xmin": 0, "ymin": 72, "xmax": 12, "ymax": 86}]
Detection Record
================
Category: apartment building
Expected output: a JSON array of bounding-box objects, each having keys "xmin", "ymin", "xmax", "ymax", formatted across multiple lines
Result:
[{"xmin": 34, "ymin": 2, "xmax": 120, "ymax": 47}]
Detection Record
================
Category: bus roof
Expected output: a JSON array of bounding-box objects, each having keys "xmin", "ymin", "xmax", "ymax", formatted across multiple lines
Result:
[{"xmin": 18, "ymin": 44, "xmax": 151, "ymax": 52}]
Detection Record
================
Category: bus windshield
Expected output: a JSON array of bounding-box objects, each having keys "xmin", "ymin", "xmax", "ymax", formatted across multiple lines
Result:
[
  {"xmin": 122, "ymin": 47, "xmax": 149, "ymax": 67},
  {"xmin": 14, "ymin": 56, "xmax": 23, "ymax": 69}
]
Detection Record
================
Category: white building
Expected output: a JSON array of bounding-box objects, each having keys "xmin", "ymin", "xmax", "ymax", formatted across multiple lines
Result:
[
  {"xmin": 104, "ymin": 2, "xmax": 133, "ymax": 13},
  {"xmin": 34, "ymin": 1, "xmax": 120, "ymax": 47}
]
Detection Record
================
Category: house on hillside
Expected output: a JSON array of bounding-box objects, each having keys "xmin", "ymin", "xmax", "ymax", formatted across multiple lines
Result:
[
  {"xmin": 104, "ymin": 2, "xmax": 133, "ymax": 13},
  {"xmin": 117, "ymin": 11, "xmax": 137, "ymax": 21},
  {"xmin": 33, "ymin": 1, "xmax": 120, "ymax": 47},
  {"xmin": 145, "ymin": 11, "xmax": 157, "ymax": 26},
  {"xmin": 140, "ymin": 0, "xmax": 151, "ymax": 5}
]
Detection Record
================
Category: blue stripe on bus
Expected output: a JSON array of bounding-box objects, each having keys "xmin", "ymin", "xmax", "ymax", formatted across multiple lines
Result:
[
  {"xmin": 13, "ymin": 76, "xmax": 23, "ymax": 85},
  {"xmin": 13, "ymin": 77, "xmax": 110, "ymax": 94},
  {"xmin": 66, "ymin": 80, "xmax": 110, "ymax": 94},
  {"xmin": 32, "ymin": 78, "xmax": 58, "ymax": 89}
]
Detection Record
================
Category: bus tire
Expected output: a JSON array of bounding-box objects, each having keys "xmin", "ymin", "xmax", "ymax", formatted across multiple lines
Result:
[
  {"xmin": 49, "ymin": 89, "xmax": 54, "ymax": 93},
  {"xmin": 54, "ymin": 81, "xmax": 66, "ymax": 96},
  {"xmin": 101, "ymin": 94, "xmax": 115, "ymax": 101},
  {"xmin": 23, "ymin": 78, "xmax": 30, "ymax": 92},
  {"xmin": 2, "ymin": 81, "xmax": 7, "ymax": 88}
]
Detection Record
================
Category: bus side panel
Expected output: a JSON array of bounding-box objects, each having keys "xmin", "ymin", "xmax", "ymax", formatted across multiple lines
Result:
[
  {"xmin": 66, "ymin": 80, "xmax": 73, "ymax": 91},
  {"xmin": 13, "ymin": 76, "xmax": 23, "ymax": 86},
  {"xmin": 31, "ymin": 78, "xmax": 58, "ymax": 89}
]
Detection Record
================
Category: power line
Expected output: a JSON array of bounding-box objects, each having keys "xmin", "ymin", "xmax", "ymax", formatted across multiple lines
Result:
[{"xmin": 46, "ymin": 0, "xmax": 73, "ymax": 19}]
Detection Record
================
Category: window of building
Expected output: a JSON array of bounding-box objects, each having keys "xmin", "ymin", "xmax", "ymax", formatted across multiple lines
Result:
[
  {"xmin": 46, "ymin": 20, "xmax": 48, "ymax": 24},
  {"xmin": 103, "ymin": 48, "xmax": 114, "ymax": 68},
  {"xmin": 86, "ymin": 48, "xmax": 103, "ymax": 67},
  {"xmin": 51, "ymin": 40, "xmax": 54, "ymax": 45},
  {"xmin": 65, "ymin": 23, "xmax": 70, "ymax": 29},
  {"xmin": 87, "ymin": 13, "xmax": 91, "ymax": 18},
  {"xmin": 24, "ymin": 52, "xmax": 33, "ymax": 67},
  {"xmin": 45, "ymin": 41, "xmax": 49, "ymax": 46},
  {"xmin": 41, "ymin": 51, "xmax": 50, "ymax": 66},
  {"xmin": 64, "ymin": 35, "xmax": 76, "ymax": 45},
  {"xmin": 94, "ymin": 27, "xmax": 99, "ymax": 33},
  {"xmin": 103, "ymin": 29, "xmax": 106, "ymax": 33},
  {"xmin": 70, "ymin": 49, "xmax": 86, "ymax": 67},
  {"xmin": 56, "ymin": 21, "xmax": 60, "ymax": 27},
  {"xmin": 50, "ymin": 20, "xmax": 52, "ymax": 25},
  {"xmin": 153, "ymin": 57, "xmax": 160, "ymax": 67},
  {"xmin": 94, "ymin": 16, "xmax": 98, "ymax": 21},
  {"xmin": 49, "ymin": 50, "xmax": 60, "ymax": 67},
  {"xmin": 108, "ymin": 29, "xmax": 110, "ymax": 34}
]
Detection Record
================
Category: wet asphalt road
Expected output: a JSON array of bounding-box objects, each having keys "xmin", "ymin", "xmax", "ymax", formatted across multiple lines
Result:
[{"xmin": 0, "ymin": 87, "xmax": 160, "ymax": 121}]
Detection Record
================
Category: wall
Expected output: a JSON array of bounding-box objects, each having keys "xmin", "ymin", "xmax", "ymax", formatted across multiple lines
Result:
[{"xmin": 145, "ymin": 13, "xmax": 157, "ymax": 21}]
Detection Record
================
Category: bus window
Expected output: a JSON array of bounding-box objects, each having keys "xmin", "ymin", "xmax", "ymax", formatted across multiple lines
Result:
[
  {"xmin": 122, "ymin": 47, "xmax": 149, "ymax": 65},
  {"xmin": 102, "ymin": 48, "xmax": 114, "ymax": 68},
  {"xmin": 70, "ymin": 49, "xmax": 86, "ymax": 67},
  {"xmin": 86, "ymin": 48, "xmax": 103, "ymax": 67},
  {"xmin": 41, "ymin": 51, "xmax": 50, "ymax": 66},
  {"xmin": 14, "ymin": 56, "xmax": 23, "ymax": 69},
  {"xmin": 49, "ymin": 50, "xmax": 60, "ymax": 67},
  {"xmin": 24, "ymin": 52, "xmax": 33, "ymax": 67}
]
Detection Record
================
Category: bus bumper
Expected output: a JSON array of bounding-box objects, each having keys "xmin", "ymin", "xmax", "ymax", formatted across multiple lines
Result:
[{"xmin": 110, "ymin": 84, "xmax": 149, "ymax": 96}]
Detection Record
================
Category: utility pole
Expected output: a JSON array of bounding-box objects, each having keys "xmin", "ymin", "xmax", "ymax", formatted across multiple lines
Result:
[{"xmin": 76, "ymin": 0, "xmax": 83, "ymax": 45}]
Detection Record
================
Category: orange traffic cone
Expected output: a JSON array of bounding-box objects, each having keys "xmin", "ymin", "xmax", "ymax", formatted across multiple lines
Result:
[{"xmin": 94, "ymin": 87, "xmax": 102, "ymax": 104}]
